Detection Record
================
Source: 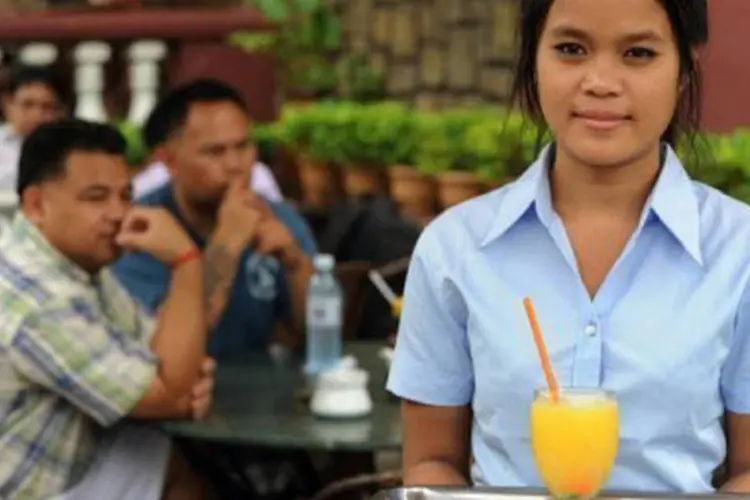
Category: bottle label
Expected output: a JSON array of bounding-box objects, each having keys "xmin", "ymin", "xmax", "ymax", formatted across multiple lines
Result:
[{"xmin": 307, "ymin": 297, "xmax": 342, "ymax": 328}]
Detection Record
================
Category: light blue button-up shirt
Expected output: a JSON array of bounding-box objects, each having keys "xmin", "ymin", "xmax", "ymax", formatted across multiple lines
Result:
[{"xmin": 387, "ymin": 144, "xmax": 750, "ymax": 493}]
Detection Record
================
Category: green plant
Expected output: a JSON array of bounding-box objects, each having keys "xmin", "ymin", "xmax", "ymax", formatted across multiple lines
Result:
[
  {"xmin": 275, "ymin": 101, "xmax": 352, "ymax": 164},
  {"xmin": 252, "ymin": 121, "xmax": 285, "ymax": 164},
  {"xmin": 337, "ymin": 53, "xmax": 386, "ymax": 103},
  {"xmin": 415, "ymin": 108, "xmax": 498, "ymax": 176},
  {"xmin": 114, "ymin": 120, "xmax": 146, "ymax": 167},
  {"xmin": 694, "ymin": 129, "xmax": 750, "ymax": 203},
  {"xmin": 230, "ymin": 0, "xmax": 342, "ymax": 98},
  {"xmin": 337, "ymin": 102, "xmax": 415, "ymax": 167}
]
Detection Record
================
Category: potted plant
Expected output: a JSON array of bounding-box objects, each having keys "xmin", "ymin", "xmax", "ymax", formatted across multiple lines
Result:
[
  {"xmin": 416, "ymin": 109, "xmax": 495, "ymax": 209},
  {"xmin": 337, "ymin": 102, "xmax": 395, "ymax": 198},
  {"xmin": 473, "ymin": 110, "xmax": 546, "ymax": 191},
  {"xmin": 382, "ymin": 106, "xmax": 436, "ymax": 223},
  {"xmin": 277, "ymin": 103, "xmax": 346, "ymax": 208}
]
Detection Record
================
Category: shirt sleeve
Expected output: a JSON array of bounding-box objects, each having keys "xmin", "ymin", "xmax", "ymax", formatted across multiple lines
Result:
[
  {"xmin": 110, "ymin": 252, "xmax": 170, "ymax": 314},
  {"xmin": 8, "ymin": 299, "xmax": 158, "ymax": 427},
  {"xmin": 386, "ymin": 227, "xmax": 474, "ymax": 406},
  {"xmin": 722, "ymin": 277, "xmax": 750, "ymax": 413}
]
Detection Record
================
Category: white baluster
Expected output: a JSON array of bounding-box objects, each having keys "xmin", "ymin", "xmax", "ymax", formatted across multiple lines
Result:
[
  {"xmin": 18, "ymin": 43, "xmax": 58, "ymax": 66},
  {"xmin": 126, "ymin": 40, "xmax": 167, "ymax": 126},
  {"xmin": 73, "ymin": 41, "xmax": 111, "ymax": 123}
]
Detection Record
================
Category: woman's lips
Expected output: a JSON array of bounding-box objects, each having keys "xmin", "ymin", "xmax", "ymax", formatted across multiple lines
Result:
[{"xmin": 573, "ymin": 110, "xmax": 631, "ymax": 131}]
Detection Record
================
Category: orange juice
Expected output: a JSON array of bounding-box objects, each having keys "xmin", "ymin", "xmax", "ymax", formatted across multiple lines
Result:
[{"xmin": 531, "ymin": 388, "xmax": 619, "ymax": 499}]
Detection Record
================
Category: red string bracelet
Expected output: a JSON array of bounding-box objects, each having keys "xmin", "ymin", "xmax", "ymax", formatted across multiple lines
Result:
[{"xmin": 170, "ymin": 248, "xmax": 202, "ymax": 269}]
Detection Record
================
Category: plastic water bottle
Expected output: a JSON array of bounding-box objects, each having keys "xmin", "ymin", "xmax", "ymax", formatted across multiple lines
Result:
[{"xmin": 304, "ymin": 254, "xmax": 343, "ymax": 375}]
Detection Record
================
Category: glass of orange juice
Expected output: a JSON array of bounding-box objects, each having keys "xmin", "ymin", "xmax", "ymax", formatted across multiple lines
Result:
[{"xmin": 531, "ymin": 388, "xmax": 619, "ymax": 499}]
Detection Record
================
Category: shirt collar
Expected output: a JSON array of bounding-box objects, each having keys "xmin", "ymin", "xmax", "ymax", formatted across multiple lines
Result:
[
  {"xmin": 11, "ymin": 212, "xmax": 96, "ymax": 284},
  {"xmin": 480, "ymin": 143, "xmax": 703, "ymax": 266}
]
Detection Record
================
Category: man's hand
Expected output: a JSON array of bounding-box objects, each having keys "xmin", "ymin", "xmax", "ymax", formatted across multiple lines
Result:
[
  {"xmin": 189, "ymin": 357, "xmax": 215, "ymax": 420},
  {"xmin": 116, "ymin": 207, "xmax": 195, "ymax": 264},
  {"xmin": 255, "ymin": 215, "xmax": 305, "ymax": 269},
  {"xmin": 215, "ymin": 177, "xmax": 263, "ymax": 252}
]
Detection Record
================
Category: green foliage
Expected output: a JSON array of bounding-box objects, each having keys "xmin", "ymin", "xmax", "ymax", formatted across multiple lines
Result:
[
  {"xmin": 683, "ymin": 129, "xmax": 750, "ymax": 204},
  {"xmin": 414, "ymin": 107, "xmax": 544, "ymax": 180},
  {"xmin": 230, "ymin": 0, "xmax": 342, "ymax": 97},
  {"xmin": 230, "ymin": 0, "xmax": 384, "ymax": 100},
  {"xmin": 113, "ymin": 120, "xmax": 146, "ymax": 167}
]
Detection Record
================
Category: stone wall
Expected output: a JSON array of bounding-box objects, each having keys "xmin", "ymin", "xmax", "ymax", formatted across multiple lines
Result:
[{"xmin": 333, "ymin": 0, "xmax": 519, "ymax": 109}]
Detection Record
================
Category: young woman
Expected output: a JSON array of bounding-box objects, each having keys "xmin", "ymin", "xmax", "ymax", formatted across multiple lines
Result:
[{"xmin": 387, "ymin": 0, "xmax": 750, "ymax": 494}]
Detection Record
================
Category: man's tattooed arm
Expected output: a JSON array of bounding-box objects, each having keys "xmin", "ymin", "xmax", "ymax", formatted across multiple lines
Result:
[{"xmin": 203, "ymin": 238, "xmax": 244, "ymax": 328}]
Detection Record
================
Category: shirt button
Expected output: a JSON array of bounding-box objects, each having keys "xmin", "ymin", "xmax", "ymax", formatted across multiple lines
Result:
[{"xmin": 584, "ymin": 323, "xmax": 598, "ymax": 337}]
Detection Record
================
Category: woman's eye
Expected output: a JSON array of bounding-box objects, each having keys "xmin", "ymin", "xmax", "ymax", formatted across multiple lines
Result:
[
  {"xmin": 554, "ymin": 43, "xmax": 586, "ymax": 56},
  {"xmin": 625, "ymin": 47, "xmax": 657, "ymax": 59}
]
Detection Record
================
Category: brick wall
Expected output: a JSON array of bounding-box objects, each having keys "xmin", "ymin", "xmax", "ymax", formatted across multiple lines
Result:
[{"xmin": 333, "ymin": 0, "xmax": 519, "ymax": 109}]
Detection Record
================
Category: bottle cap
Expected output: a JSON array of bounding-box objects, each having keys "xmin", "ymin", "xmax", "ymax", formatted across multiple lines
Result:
[{"xmin": 313, "ymin": 253, "xmax": 335, "ymax": 272}]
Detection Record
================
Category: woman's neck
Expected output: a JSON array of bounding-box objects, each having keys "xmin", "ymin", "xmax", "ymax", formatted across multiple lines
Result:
[{"xmin": 550, "ymin": 145, "xmax": 662, "ymax": 220}]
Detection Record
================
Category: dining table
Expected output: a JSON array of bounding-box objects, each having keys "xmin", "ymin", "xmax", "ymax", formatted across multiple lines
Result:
[
  {"xmin": 160, "ymin": 340, "xmax": 401, "ymax": 452},
  {"xmin": 156, "ymin": 340, "xmax": 401, "ymax": 499}
]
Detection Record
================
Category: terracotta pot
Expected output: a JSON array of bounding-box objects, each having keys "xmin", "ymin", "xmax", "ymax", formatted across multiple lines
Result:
[
  {"xmin": 388, "ymin": 164, "xmax": 437, "ymax": 223},
  {"xmin": 343, "ymin": 164, "xmax": 386, "ymax": 198},
  {"xmin": 297, "ymin": 156, "xmax": 337, "ymax": 209},
  {"xmin": 436, "ymin": 171, "xmax": 483, "ymax": 209}
]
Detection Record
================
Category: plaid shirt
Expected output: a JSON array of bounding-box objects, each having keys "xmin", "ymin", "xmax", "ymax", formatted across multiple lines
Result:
[{"xmin": 0, "ymin": 214, "xmax": 158, "ymax": 500}]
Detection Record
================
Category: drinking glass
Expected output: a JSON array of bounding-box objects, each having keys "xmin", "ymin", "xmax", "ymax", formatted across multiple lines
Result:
[{"xmin": 530, "ymin": 388, "xmax": 619, "ymax": 499}]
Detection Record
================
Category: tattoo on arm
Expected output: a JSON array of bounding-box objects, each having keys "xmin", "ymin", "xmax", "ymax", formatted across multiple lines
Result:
[{"xmin": 203, "ymin": 242, "xmax": 239, "ymax": 327}]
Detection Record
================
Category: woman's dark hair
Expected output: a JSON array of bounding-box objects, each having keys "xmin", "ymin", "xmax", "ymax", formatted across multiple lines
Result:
[{"xmin": 510, "ymin": 0, "xmax": 709, "ymax": 148}]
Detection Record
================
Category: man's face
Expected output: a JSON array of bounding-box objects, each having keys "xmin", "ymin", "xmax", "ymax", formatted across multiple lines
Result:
[
  {"xmin": 166, "ymin": 101, "xmax": 256, "ymax": 210},
  {"xmin": 4, "ymin": 82, "xmax": 64, "ymax": 137},
  {"xmin": 24, "ymin": 151, "xmax": 132, "ymax": 273}
]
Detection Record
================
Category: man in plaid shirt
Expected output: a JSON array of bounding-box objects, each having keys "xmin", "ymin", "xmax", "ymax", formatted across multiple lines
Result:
[{"xmin": 0, "ymin": 119, "xmax": 214, "ymax": 499}]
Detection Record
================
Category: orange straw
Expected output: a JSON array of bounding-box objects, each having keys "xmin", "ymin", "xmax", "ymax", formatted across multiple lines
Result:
[{"xmin": 523, "ymin": 297, "xmax": 560, "ymax": 403}]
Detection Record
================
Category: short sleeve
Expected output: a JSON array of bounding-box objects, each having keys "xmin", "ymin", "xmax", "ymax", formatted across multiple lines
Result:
[
  {"xmin": 722, "ymin": 278, "xmax": 750, "ymax": 413},
  {"xmin": 8, "ymin": 300, "xmax": 158, "ymax": 426},
  {"xmin": 386, "ymin": 229, "xmax": 474, "ymax": 406},
  {"xmin": 111, "ymin": 252, "xmax": 170, "ymax": 314}
]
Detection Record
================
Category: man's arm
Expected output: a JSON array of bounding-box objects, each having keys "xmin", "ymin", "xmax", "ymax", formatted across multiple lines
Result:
[
  {"xmin": 113, "ymin": 207, "xmax": 208, "ymax": 419},
  {"xmin": 203, "ymin": 227, "xmax": 247, "ymax": 328},
  {"xmin": 201, "ymin": 177, "xmax": 263, "ymax": 328},
  {"xmin": 129, "ymin": 257, "xmax": 206, "ymax": 418},
  {"xmin": 256, "ymin": 204, "xmax": 317, "ymax": 333}
]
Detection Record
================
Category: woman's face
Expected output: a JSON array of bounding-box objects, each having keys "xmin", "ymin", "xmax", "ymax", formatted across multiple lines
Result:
[{"xmin": 536, "ymin": 0, "xmax": 681, "ymax": 168}]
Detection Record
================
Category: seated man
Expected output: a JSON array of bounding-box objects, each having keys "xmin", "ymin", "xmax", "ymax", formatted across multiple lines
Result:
[
  {"xmin": 0, "ymin": 119, "xmax": 214, "ymax": 500},
  {"xmin": 0, "ymin": 64, "xmax": 67, "ymax": 192},
  {"xmin": 132, "ymin": 79, "xmax": 284, "ymax": 201},
  {"xmin": 113, "ymin": 79, "xmax": 316, "ymax": 358}
]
